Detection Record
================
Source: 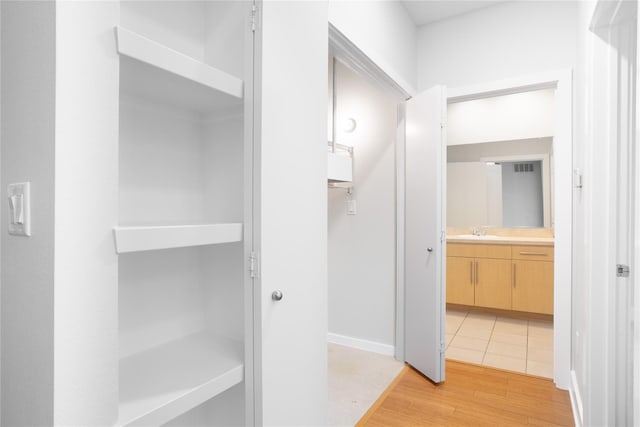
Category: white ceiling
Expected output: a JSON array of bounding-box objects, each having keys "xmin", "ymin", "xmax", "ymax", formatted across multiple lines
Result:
[{"xmin": 400, "ymin": 1, "xmax": 507, "ymax": 27}]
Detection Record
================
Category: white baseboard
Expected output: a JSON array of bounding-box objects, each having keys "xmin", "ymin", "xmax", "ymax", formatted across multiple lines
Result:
[
  {"xmin": 327, "ymin": 333, "xmax": 395, "ymax": 356},
  {"xmin": 569, "ymin": 370, "xmax": 583, "ymax": 427}
]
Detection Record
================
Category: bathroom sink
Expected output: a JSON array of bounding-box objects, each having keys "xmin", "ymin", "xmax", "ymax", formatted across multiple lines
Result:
[{"xmin": 450, "ymin": 234, "xmax": 501, "ymax": 239}]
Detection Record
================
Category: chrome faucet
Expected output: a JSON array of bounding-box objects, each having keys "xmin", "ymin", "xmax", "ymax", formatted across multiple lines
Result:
[{"xmin": 472, "ymin": 226, "xmax": 487, "ymax": 236}]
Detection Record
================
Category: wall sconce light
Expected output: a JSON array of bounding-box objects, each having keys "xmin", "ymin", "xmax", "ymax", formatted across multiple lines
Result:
[{"xmin": 342, "ymin": 117, "xmax": 357, "ymax": 133}]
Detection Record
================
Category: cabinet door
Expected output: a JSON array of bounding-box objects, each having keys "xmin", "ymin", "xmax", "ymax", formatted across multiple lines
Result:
[
  {"xmin": 475, "ymin": 258, "xmax": 512, "ymax": 310},
  {"xmin": 446, "ymin": 257, "xmax": 474, "ymax": 305},
  {"xmin": 512, "ymin": 260, "xmax": 554, "ymax": 314}
]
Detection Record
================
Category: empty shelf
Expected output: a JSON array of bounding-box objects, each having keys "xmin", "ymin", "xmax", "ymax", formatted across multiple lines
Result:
[
  {"xmin": 113, "ymin": 223, "xmax": 243, "ymax": 254},
  {"xmin": 117, "ymin": 332, "xmax": 243, "ymax": 426},
  {"xmin": 115, "ymin": 26, "xmax": 243, "ymax": 113}
]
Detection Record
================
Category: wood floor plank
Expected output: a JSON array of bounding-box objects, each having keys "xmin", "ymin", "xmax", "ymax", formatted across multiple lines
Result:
[{"xmin": 358, "ymin": 361, "xmax": 574, "ymax": 427}]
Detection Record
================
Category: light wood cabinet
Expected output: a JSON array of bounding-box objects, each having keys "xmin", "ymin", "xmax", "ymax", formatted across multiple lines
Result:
[
  {"xmin": 475, "ymin": 258, "xmax": 512, "ymax": 310},
  {"xmin": 446, "ymin": 257, "xmax": 475, "ymax": 305},
  {"xmin": 446, "ymin": 243, "xmax": 512, "ymax": 310},
  {"xmin": 447, "ymin": 242, "xmax": 554, "ymax": 314},
  {"xmin": 511, "ymin": 245, "xmax": 554, "ymax": 314}
]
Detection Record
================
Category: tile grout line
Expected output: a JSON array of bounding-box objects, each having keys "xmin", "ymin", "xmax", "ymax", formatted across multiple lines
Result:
[{"xmin": 481, "ymin": 317, "xmax": 497, "ymax": 365}]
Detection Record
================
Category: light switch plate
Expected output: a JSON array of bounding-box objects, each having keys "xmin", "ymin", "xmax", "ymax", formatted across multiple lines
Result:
[
  {"xmin": 8, "ymin": 182, "xmax": 31, "ymax": 236},
  {"xmin": 347, "ymin": 199, "xmax": 357, "ymax": 215}
]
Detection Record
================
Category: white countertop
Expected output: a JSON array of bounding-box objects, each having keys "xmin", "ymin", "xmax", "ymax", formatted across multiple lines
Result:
[{"xmin": 446, "ymin": 234, "xmax": 554, "ymax": 246}]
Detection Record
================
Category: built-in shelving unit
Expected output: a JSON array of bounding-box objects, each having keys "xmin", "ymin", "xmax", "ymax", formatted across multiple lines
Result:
[
  {"xmin": 115, "ymin": 2, "xmax": 249, "ymax": 424},
  {"xmin": 117, "ymin": 333, "xmax": 243, "ymax": 426}
]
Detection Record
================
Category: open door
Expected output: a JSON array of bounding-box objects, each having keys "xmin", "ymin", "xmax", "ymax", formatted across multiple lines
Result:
[{"xmin": 403, "ymin": 85, "xmax": 447, "ymax": 383}]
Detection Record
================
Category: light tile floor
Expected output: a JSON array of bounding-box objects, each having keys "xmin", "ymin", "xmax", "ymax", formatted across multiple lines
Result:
[
  {"xmin": 328, "ymin": 343, "xmax": 404, "ymax": 426},
  {"xmin": 446, "ymin": 309, "xmax": 554, "ymax": 378}
]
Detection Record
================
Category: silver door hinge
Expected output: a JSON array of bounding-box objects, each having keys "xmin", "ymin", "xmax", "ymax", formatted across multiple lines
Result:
[
  {"xmin": 617, "ymin": 264, "xmax": 630, "ymax": 278},
  {"xmin": 440, "ymin": 230, "xmax": 446, "ymax": 242},
  {"xmin": 249, "ymin": 252, "xmax": 257, "ymax": 278},
  {"xmin": 251, "ymin": 4, "xmax": 257, "ymax": 32}
]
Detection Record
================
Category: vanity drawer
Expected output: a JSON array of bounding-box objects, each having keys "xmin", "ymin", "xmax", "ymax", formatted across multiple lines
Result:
[
  {"xmin": 447, "ymin": 243, "xmax": 511, "ymax": 259},
  {"xmin": 511, "ymin": 245, "xmax": 554, "ymax": 261}
]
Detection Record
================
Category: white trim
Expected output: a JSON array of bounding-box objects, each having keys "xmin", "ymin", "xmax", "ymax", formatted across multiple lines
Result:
[
  {"xmin": 635, "ymin": 5, "xmax": 640, "ymax": 425},
  {"xmin": 570, "ymin": 370, "xmax": 584, "ymax": 427},
  {"xmin": 447, "ymin": 69, "xmax": 573, "ymax": 390},
  {"xmin": 327, "ymin": 333, "xmax": 395, "ymax": 357},
  {"xmin": 395, "ymin": 104, "xmax": 406, "ymax": 362},
  {"xmin": 447, "ymin": 70, "xmax": 569, "ymax": 104},
  {"xmin": 329, "ymin": 23, "xmax": 413, "ymax": 101}
]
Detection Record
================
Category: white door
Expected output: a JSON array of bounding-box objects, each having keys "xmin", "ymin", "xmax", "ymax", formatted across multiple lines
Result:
[
  {"xmin": 253, "ymin": 2, "xmax": 329, "ymax": 426},
  {"xmin": 404, "ymin": 85, "xmax": 447, "ymax": 383}
]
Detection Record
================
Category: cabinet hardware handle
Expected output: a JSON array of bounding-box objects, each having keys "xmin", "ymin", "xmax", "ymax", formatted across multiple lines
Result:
[
  {"xmin": 519, "ymin": 251, "xmax": 547, "ymax": 256},
  {"xmin": 470, "ymin": 261, "xmax": 473, "ymax": 284},
  {"xmin": 513, "ymin": 264, "xmax": 516, "ymax": 288},
  {"xmin": 475, "ymin": 261, "xmax": 479, "ymax": 285}
]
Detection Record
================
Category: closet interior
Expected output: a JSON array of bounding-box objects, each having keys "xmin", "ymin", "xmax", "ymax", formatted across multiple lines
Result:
[{"xmin": 113, "ymin": 2, "xmax": 251, "ymax": 425}]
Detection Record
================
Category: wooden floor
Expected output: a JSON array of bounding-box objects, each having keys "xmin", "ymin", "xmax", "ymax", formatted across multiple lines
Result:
[{"xmin": 357, "ymin": 361, "xmax": 574, "ymax": 427}]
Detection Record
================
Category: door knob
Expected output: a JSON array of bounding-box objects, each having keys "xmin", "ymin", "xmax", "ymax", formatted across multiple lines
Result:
[
  {"xmin": 272, "ymin": 290, "xmax": 283, "ymax": 301},
  {"xmin": 427, "ymin": 247, "xmax": 433, "ymax": 252}
]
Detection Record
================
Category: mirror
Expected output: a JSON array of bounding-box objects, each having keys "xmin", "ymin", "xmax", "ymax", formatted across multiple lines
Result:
[{"xmin": 447, "ymin": 138, "xmax": 553, "ymax": 228}]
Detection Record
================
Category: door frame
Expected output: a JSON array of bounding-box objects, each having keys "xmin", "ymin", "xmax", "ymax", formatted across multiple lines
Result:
[
  {"xmin": 635, "ymin": 9, "xmax": 640, "ymax": 425},
  {"xmin": 586, "ymin": 1, "xmax": 637, "ymax": 424},
  {"xmin": 395, "ymin": 69, "xmax": 573, "ymax": 390}
]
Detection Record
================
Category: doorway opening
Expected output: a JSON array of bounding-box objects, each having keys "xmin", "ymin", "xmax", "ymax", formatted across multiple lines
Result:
[
  {"xmin": 445, "ymin": 88, "xmax": 557, "ymax": 379},
  {"xmin": 326, "ymin": 28, "xmax": 410, "ymax": 425},
  {"xmin": 441, "ymin": 74, "xmax": 572, "ymax": 390}
]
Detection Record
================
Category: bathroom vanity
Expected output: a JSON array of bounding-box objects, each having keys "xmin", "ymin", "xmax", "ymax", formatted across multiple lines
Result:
[{"xmin": 446, "ymin": 233, "xmax": 554, "ymax": 315}]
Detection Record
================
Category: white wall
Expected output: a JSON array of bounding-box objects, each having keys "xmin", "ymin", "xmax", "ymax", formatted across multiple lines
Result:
[
  {"xmin": 2, "ymin": 2, "xmax": 122, "ymax": 423},
  {"xmin": 447, "ymin": 162, "xmax": 501, "ymax": 227},
  {"xmin": 329, "ymin": 0, "xmax": 417, "ymax": 94},
  {"xmin": 572, "ymin": 2, "xmax": 609, "ymax": 424},
  {"xmin": 54, "ymin": 2, "xmax": 119, "ymax": 423},
  {"xmin": 448, "ymin": 89, "xmax": 555, "ymax": 146},
  {"xmin": 1, "ymin": 2, "xmax": 56, "ymax": 424},
  {"xmin": 328, "ymin": 60, "xmax": 397, "ymax": 352},
  {"xmin": 417, "ymin": 1, "xmax": 579, "ymax": 91}
]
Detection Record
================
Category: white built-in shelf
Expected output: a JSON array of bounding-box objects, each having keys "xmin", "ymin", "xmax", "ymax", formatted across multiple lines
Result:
[
  {"xmin": 113, "ymin": 223, "xmax": 243, "ymax": 254},
  {"xmin": 115, "ymin": 26, "xmax": 243, "ymax": 113},
  {"xmin": 117, "ymin": 332, "xmax": 243, "ymax": 426}
]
